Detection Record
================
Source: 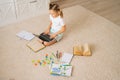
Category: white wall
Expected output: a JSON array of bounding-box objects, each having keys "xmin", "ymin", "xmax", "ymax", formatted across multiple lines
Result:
[{"xmin": 0, "ymin": 0, "xmax": 50, "ymax": 26}]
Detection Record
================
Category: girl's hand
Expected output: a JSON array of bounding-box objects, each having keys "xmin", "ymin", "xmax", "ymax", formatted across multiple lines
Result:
[{"xmin": 50, "ymin": 34, "xmax": 57, "ymax": 39}]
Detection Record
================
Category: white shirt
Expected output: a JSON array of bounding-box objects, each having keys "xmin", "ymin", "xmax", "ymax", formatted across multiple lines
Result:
[{"xmin": 50, "ymin": 15, "xmax": 65, "ymax": 33}]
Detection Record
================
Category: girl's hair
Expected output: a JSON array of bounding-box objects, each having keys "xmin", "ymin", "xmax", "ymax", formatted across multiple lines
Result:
[{"xmin": 49, "ymin": 3, "xmax": 63, "ymax": 18}]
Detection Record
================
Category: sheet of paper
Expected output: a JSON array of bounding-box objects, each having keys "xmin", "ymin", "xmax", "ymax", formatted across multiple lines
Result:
[
  {"xmin": 61, "ymin": 53, "xmax": 73, "ymax": 64},
  {"xmin": 16, "ymin": 30, "xmax": 35, "ymax": 40}
]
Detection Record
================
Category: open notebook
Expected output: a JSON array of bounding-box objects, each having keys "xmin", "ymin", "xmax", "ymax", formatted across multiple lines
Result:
[
  {"xmin": 50, "ymin": 63, "xmax": 72, "ymax": 77},
  {"xmin": 16, "ymin": 30, "xmax": 35, "ymax": 41},
  {"xmin": 27, "ymin": 37, "xmax": 45, "ymax": 52}
]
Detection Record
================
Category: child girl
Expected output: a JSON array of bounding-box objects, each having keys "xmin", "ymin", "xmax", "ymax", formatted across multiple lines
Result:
[{"xmin": 38, "ymin": 3, "xmax": 66, "ymax": 46}]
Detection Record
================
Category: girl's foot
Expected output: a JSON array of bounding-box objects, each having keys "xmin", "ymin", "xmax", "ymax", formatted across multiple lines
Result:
[
  {"xmin": 37, "ymin": 39, "xmax": 49, "ymax": 46},
  {"xmin": 43, "ymin": 40, "xmax": 57, "ymax": 46},
  {"xmin": 44, "ymin": 41, "xmax": 50, "ymax": 46}
]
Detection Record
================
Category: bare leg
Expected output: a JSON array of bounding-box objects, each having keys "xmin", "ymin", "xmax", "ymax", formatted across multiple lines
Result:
[{"xmin": 44, "ymin": 39, "xmax": 57, "ymax": 46}]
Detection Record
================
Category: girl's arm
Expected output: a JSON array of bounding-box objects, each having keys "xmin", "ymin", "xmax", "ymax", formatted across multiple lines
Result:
[
  {"xmin": 50, "ymin": 25, "xmax": 66, "ymax": 38},
  {"xmin": 44, "ymin": 21, "xmax": 52, "ymax": 34}
]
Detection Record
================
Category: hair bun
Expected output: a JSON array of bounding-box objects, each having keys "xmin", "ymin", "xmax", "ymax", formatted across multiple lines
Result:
[
  {"xmin": 49, "ymin": 3, "xmax": 53, "ymax": 7},
  {"xmin": 49, "ymin": 3, "xmax": 60, "ymax": 11},
  {"xmin": 50, "ymin": 3, "xmax": 59, "ymax": 7}
]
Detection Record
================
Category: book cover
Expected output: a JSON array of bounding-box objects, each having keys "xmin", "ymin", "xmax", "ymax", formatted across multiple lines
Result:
[{"xmin": 27, "ymin": 37, "xmax": 45, "ymax": 52}]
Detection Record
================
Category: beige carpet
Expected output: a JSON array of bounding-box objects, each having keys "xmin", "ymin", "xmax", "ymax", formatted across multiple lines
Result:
[{"xmin": 0, "ymin": 5, "xmax": 120, "ymax": 80}]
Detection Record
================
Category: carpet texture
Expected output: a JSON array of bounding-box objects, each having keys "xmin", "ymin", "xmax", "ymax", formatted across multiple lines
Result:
[{"xmin": 0, "ymin": 5, "xmax": 120, "ymax": 80}]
